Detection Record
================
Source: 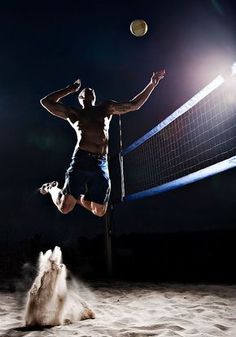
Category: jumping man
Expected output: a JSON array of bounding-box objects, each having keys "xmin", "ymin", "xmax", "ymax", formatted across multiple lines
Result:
[{"xmin": 39, "ymin": 69, "xmax": 165, "ymax": 217}]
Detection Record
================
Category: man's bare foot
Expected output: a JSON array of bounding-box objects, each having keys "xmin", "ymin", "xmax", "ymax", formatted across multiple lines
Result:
[{"xmin": 39, "ymin": 181, "xmax": 58, "ymax": 195}]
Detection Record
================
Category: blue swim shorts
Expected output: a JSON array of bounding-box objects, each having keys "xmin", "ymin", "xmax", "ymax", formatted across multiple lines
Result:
[{"xmin": 63, "ymin": 149, "xmax": 111, "ymax": 204}]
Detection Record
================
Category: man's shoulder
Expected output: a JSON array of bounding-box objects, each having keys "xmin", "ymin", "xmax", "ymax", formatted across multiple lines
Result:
[
  {"xmin": 102, "ymin": 99, "xmax": 118, "ymax": 105},
  {"xmin": 99, "ymin": 100, "xmax": 118, "ymax": 115},
  {"xmin": 70, "ymin": 106, "xmax": 81, "ymax": 114},
  {"xmin": 93, "ymin": 101, "xmax": 113, "ymax": 115},
  {"xmin": 66, "ymin": 106, "xmax": 81, "ymax": 123}
]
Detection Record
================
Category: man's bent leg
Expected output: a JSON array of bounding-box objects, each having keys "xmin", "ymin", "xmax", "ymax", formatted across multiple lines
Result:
[
  {"xmin": 78, "ymin": 196, "xmax": 107, "ymax": 217},
  {"xmin": 58, "ymin": 193, "xmax": 77, "ymax": 214},
  {"xmin": 91, "ymin": 202, "xmax": 108, "ymax": 217},
  {"xmin": 78, "ymin": 196, "xmax": 93, "ymax": 212},
  {"xmin": 40, "ymin": 181, "xmax": 77, "ymax": 214}
]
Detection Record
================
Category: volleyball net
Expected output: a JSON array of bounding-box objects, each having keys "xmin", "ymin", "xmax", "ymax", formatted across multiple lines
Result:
[{"xmin": 116, "ymin": 71, "xmax": 236, "ymax": 202}]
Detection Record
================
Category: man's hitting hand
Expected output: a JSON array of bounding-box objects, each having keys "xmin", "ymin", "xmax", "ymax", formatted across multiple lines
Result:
[
  {"xmin": 74, "ymin": 78, "xmax": 81, "ymax": 91},
  {"xmin": 67, "ymin": 78, "xmax": 81, "ymax": 92},
  {"xmin": 73, "ymin": 79, "xmax": 81, "ymax": 91},
  {"xmin": 151, "ymin": 69, "xmax": 165, "ymax": 86}
]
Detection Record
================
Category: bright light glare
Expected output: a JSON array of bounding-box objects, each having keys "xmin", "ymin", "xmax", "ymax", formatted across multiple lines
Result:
[{"xmin": 232, "ymin": 62, "xmax": 236, "ymax": 76}]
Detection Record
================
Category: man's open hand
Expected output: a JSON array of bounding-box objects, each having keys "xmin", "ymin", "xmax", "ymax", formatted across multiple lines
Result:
[
  {"xmin": 73, "ymin": 79, "xmax": 81, "ymax": 91},
  {"xmin": 151, "ymin": 69, "xmax": 165, "ymax": 86},
  {"xmin": 67, "ymin": 78, "xmax": 81, "ymax": 92}
]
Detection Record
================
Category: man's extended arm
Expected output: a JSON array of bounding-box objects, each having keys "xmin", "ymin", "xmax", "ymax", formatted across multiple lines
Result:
[
  {"xmin": 40, "ymin": 79, "xmax": 81, "ymax": 120},
  {"xmin": 108, "ymin": 69, "xmax": 165, "ymax": 115}
]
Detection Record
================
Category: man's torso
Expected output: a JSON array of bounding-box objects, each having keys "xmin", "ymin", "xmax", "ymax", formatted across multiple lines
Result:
[{"xmin": 67, "ymin": 102, "xmax": 112, "ymax": 155}]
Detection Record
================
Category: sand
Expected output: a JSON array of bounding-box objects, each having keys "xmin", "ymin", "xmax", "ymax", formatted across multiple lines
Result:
[{"xmin": 0, "ymin": 280, "xmax": 236, "ymax": 337}]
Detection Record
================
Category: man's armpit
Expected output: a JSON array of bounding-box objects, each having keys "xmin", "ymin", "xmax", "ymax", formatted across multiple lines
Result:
[
  {"xmin": 107, "ymin": 101, "xmax": 134, "ymax": 115},
  {"xmin": 66, "ymin": 107, "xmax": 79, "ymax": 122}
]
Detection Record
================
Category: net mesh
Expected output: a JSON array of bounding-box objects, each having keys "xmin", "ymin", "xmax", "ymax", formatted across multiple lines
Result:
[{"xmin": 123, "ymin": 77, "xmax": 236, "ymax": 198}]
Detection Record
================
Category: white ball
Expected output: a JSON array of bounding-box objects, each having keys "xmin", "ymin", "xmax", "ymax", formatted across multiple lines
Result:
[{"xmin": 130, "ymin": 19, "xmax": 148, "ymax": 37}]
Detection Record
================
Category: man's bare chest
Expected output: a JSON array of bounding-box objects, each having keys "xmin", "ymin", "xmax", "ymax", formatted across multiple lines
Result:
[{"xmin": 70, "ymin": 108, "xmax": 112, "ymax": 131}]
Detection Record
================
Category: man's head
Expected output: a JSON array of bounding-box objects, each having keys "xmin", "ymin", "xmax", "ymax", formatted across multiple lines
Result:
[{"xmin": 78, "ymin": 88, "xmax": 96, "ymax": 107}]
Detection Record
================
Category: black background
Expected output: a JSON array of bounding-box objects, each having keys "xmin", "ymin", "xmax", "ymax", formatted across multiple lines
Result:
[{"xmin": 1, "ymin": 0, "xmax": 236, "ymax": 284}]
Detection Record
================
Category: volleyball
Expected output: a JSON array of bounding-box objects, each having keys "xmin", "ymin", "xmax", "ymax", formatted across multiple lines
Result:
[{"xmin": 130, "ymin": 19, "xmax": 148, "ymax": 37}]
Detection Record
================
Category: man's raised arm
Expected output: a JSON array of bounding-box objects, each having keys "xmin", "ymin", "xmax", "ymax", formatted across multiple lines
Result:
[
  {"xmin": 108, "ymin": 69, "xmax": 165, "ymax": 115},
  {"xmin": 40, "ymin": 79, "xmax": 81, "ymax": 120}
]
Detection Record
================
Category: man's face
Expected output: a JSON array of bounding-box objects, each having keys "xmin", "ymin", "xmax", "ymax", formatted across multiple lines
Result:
[{"xmin": 78, "ymin": 88, "xmax": 96, "ymax": 106}]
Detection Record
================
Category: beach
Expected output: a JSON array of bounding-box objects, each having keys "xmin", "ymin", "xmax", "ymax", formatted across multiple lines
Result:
[{"xmin": 1, "ymin": 280, "xmax": 236, "ymax": 337}]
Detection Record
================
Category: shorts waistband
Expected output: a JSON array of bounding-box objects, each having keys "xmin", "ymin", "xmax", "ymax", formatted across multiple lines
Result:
[{"xmin": 75, "ymin": 148, "xmax": 108, "ymax": 160}]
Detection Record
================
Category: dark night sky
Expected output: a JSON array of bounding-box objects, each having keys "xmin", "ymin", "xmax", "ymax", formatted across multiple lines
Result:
[{"xmin": 1, "ymin": 0, "xmax": 236, "ymax": 246}]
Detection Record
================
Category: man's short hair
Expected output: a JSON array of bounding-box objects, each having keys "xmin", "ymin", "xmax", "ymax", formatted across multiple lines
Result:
[
  {"xmin": 78, "ymin": 88, "xmax": 95, "ymax": 99},
  {"xmin": 78, "ymin": 88, "xmax": 96, "ymax": 106}
]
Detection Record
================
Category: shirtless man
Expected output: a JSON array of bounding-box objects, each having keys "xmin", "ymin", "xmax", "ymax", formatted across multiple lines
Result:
[{"xmin": 39, "ymin": 69, "xmax": 165, "ymax": 217}]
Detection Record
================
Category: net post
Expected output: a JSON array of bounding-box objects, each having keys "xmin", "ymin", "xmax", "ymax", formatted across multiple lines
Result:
[
  {"xmin": 119, "ymin": 152, "xmax": 125, "ymax": 201},
  {"xmin": 105, "ymin": 204, "xmax": 113, "ymax": 276},
  {"xmin": 119, "ymin": 115, "xmax": 125, "ymax": 201}
]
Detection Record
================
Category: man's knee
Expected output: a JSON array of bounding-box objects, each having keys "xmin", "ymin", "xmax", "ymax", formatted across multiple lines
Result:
[
  {"xmin": 93, "ymin": 209, "xmax": 106, "ymax": 217},
  {"xmin": 58, "ymin": 195, "xmax": 76, "ymax": 214},
  {"xmin": 59, "ymin": 205, "xmax": 73, "ymax": 214},
  {"xmin": 92, "ymin": 203, "xmax": 107, "ymax": 217}
]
